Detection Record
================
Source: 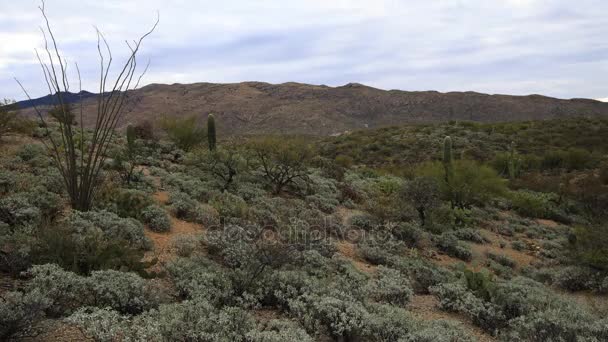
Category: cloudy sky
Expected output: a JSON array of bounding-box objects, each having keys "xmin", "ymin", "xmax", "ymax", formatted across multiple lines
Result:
[{"xmin": 1, "ymin": 0, "xmax": 607, "ymax": 101}]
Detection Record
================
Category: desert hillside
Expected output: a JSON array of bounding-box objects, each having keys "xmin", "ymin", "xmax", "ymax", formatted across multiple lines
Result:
[{"xmin": 17, "ymin": 81, "xmax": 608, "ymax": 135}]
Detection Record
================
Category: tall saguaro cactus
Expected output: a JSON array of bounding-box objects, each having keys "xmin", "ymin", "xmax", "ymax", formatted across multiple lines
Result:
[
  {"xmin": 207, "ymin": 114, "xmax": 216, "ymax": 151},
  {"xmin": 443, "ymin": 136, "xmax": 454, "ymax": 208},
  {"xmin": 443, "ymin": 136, "xmax": 453, "ymax": 184}
]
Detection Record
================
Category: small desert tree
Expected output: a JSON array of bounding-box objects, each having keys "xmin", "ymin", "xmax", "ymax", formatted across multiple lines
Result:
[
  {"xmin": 248, "ymin": 137, "xmax": 313, "ymax": 195},
  {"xmin": 401, "ymin": 176, "xmax": 440, "ymax": 226},
  {"xmin": 15, "ymin": 2, "xmax": 157, "ymax": 211},
  {"xmin": 189, "ymin": 140, "xmax": 246, "ymax": 191},
  {"xmin": 0, "ymin": 99, "xmax": 27, "ymax": 140},
  {"xmin": 160, "ymin": 115, "xmax": 205, "ymax": 152}
]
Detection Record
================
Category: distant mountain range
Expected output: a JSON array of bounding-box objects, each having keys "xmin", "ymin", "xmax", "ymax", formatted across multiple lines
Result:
[{"xmin": 16, "ymin": 82, "xmax": 608, "ymax": 135}]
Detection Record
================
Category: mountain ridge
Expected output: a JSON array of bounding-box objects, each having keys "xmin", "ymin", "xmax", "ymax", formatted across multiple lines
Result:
[{"xmin": 16, "ymin": 81, "xmax": 608, "ymax": 136}]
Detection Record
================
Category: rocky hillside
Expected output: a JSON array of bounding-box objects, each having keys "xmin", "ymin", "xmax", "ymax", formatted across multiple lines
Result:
[{"xmin": 17, "ymin": 81, "xmax": 608, "ymax": 135}]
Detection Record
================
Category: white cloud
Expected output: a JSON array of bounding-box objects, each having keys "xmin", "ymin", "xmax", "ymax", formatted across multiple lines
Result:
[
  {"xmin": 597, "ymin": 98, "xmax": 608, "ymax": 102},
  {"xmin": 1, "ymin": 0, "xmax": 607, "ymax": 100}
]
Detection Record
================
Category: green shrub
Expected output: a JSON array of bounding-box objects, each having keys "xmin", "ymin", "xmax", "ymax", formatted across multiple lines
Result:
[
  {"xmin": 166, "ymin": 257, "xmax": 233, "ymax": 304},
  {"xmin": 141, "ymin": 205, "xmax": 171, "ymax": 232},
  {"xmin": 0, "ymin": 290, "xmax": 50, "ymax": 340},
  {"xmin": 171, "ymin": 235, "xmax": 201, "ymax": 257},
  {"xmin": 168, "ymin": 191, "xmax": 199, "ymax": 221},
  {"xmin": 366, "ymin": 266, "xmax": 413, "ymax": 305},
  {"xmin": 159, "ymin": 115, "xmax": 206, "ymax": 152},
  {"xmin": 68, "ymin": 210, "xmax": 151, "ymax": 250},
  {"xmin": 390, "ymin": 257, "xmax": 452, "ymax": 294},
  {"xmin": 436, "ymin": 233, "xmax": 473, "ymax": 261},
  {"xmin": 0, "ymin": 194, "xmax": 41, "ymax": 234},
  {"xmin": 289, "ymin": 294, "xmax": 370, "ymax": 340},
  {"xmin": 486, "ymin": 252, "xmax": 516, "ymax": 269},
  {"xmin": 401, "ymin": 319, "xmax": 475, "ymax": 342},
  {"xmin": 454, "ymin": 228, "xmax": 488, "ymax": 244},
  {"xmin": 27, "ymin": 264, "xmax": 154, "ymax": 316},
  {"xmin": 364, "ymin": 303, "xmax": 415, "ymax": 341},
  {"xmin": 246, "ymin": 319, "xmax": 313, "ymax": 342},
  {"xmin": 509, "ymin": 190, "xmax": 553, "ymax": 218},
  {"xmin": 209, "ymin": 191, "xmax": 248, "ymax": 219}
]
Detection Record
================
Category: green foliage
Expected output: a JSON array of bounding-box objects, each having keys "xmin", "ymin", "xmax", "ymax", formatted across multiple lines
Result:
[
  {"xmin": 366, "ymin": 266, "xmax": 413, "ymax": 305},
  {"xmin": 0, "ymin": 290, "xmax": 50, "ymax": 340},
  {"xmin": 417, "ymin": 160, "xmax": 507, "ymax": 208},
  {"xmin": 570, "ymin": 224, "xmax": 608, "ymax": 271},
  {"xmin": 26, "ymin": 264, "xmax": 154, "ymax": 316},
  {"xmin": 209, "ymin": 191, "xmax": 248, "ymax": 219},
  {"xmin": 508, "ymin": 190, "xmax": 554, "ymax": 218},
  {"xmin": 247, "ymin": 319, "xmax": 313, "ymax": 342},
  {"xmin": 248, "ymin": 136, "xmax": 313, "ymax": 194},
  {"xmin": 401, "ymin": 176, "xmax": 440, "ymax": 226},
  {"xmin": 0, "ymin": 99, "xmax": 33, "ymax": 139},
  {"xmin": 436, "ymin": 233, "xmax": 473, "ymax": 261},
  {"xmin": 160, "ymin": 115, "xmax": 206, "ymax": 152},
  {"xmin": 207, "ymin": 113, "xmax": 216, "ymax": 151},
  {"xmin": 140, "ymin": 204, "xmax": 171, "ymax": 232}
]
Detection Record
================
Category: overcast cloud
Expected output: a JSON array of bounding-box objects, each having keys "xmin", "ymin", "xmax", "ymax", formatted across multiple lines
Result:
[{"xmin": 1, "ymin": 0, "xmax": 607, "ymax": 101}]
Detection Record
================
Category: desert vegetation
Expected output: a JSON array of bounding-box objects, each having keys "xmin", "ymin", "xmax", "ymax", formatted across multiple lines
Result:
[{"xmin": 1, "ymin": 108, "xmax": 608, "ymax": 341}]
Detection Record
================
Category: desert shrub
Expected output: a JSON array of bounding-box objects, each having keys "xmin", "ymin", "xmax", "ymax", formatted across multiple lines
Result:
[
  {"xmin": 168, "ymin": 191, "xmax": 199, "ymax": 220},
  {"xmin": 0, "ymin": 290, "xmax": 50, "ymax": 340},
  {"xmin": 359, "ymin": 235, "xmax": 406, "ymax": 265},
  {"xmin": 16, "ymin": 144, "xmax": 47, "ymax": 164},
  {"xmin": 366, "ymin": 266, "xmax": 413, "ymax": 305},
  {"xmin": 246, "ymin": 319, "xmax": 313, "ymax": 342},
  {"xmin": 151, "ymin": 299, "xmax": 255, "ymax": 341},
  {"xmin": 570, "ymin": 223, "xmax": 608, "ymax": 271},
  {"xmin": 171, "ymin": 234, "xmax": 201, "ymax": 257},
  {"xmin": 430, "ymin": 282, "xmax": 504, "ymax": 332},
  {"xmin": 453, "ymin": 228, "xmax": 488, "ymax": 244},
  {"xmin": 348, "ymin": 213, "xmax": 378, "ymax": 231},
  {"xmin": 68, "ymin": 210, "xmax": 151, "ymax": 250},
  {"xmin": 486, "ymin": 252, "xmax": 516, "ymax": 269},
  {"xmin": 66, "ymin": 307, "xmax": 134, "ymax": 342},
  {"xmin": 364, "ymin": 303, "xmax": 415, "ymax": 341},
  {"xmin": 509, "ymin": 190, "xmax": 553, "ymax": 218},
  {"xmin": 26, "ymin": 264, "xmax": 90, "ymax": 316},
  {"xmin": 416, "ymin": 160, "xmax": 507, "ymax": 208},
  {"xmin": 26, "ymin": 188, "xmax": 63, "ymax": 221},
  {"xmin": 96, "ymin": 188, "xmax": 154, "ymax": 220},
  {"xmin": 209, "ymin": 191, "xmax": 248, "ymax": 219},
  {"xmin": 159, "ymin": 115, "xmax": 206, "ymax": 152},
  {"xmin": 26, "ymin": 264, "xmax": 153, "ymax": 316},
  {"xmin": 504, "ymin": 303, "xmax": 608, "ymax": 341},
  {"xmin": 0, "ymin": 169, "xmax": 17, "ymax": 194},
  {"xmin": 0, "ymin": 194, "xmax": 41, "ymax": 234},
  {"xmin": 166, "ymin": 257, "xmax": 233, "ymax": 304},
  {"xmin": 553, "ymin": 266, "xmax": 597, "ymax": 292},
  {"xmin": 89, "ymin": 269, "xmax": 153, "ymax": 314},
  {"xmin": 392, "ymin": 222, "xmax": 427, "ymax": 248},
  {"xmin": 289, "ymin": 293, "xmax": 370, "ymax": 340},
  {"xmin": 194, "ymin": 203, "xmax": 221, "ymax": 227},
  {"xmin": 401, "ymin": 319, "xmax": 475, "ymax": 342},
  {"xmin": 511, "ymin": 240, "xmax": 526, "ymax": 251},
  {"xmin": 436, "ymin": 233, "xmax": 473, "ymax": 261},
  {"xmin": 68, "ymin": 299, "xmax": 255, "ymax": 342},
  {"xmin": 390, "ymin": 257, "xmax": 452, "ymax": 294},
  {"xmin": 140, "ymin": 204, "xmax": 171, "ymax": 232}
]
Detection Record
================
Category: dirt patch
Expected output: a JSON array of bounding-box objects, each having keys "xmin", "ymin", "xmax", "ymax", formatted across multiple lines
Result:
[
  {"xmin": 335, "ymin": 240, "xmax": 377, "ymax": 274},
  {"xmin": 408, "ymin": 295, "xmax": 497, "ymax": 342},
  {"xmin": 143, "ymin": 216, "xmax": 204, "ymax": 268},
  {"xmin": 536, "ymin": 219, "xmax": 559, "ymax": 228},
  {"xmin": 153, "ymin": 191, "xmax": 170, "ymax": 204},
  {"xmin": 23, "ymin": 320, "xmax": 92, "ymax": 342},
  {"xmin": 334, "ymin": 206, "xmax": 364, "ymax": 227}
]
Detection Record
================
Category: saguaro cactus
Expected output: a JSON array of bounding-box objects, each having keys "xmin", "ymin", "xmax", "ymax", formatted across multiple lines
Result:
[
  {"xmin": 443, "ymin": 136, "xmax": 453, "ymax": 184},
  {"xmin": 507, "ymin": 141, "xmax": 520, "ymax": 179},
  {"xmin": 207, "ymin": 113, "xmax": 216, "ymax": 151},
  {"xmin": 126, "ymin": 124, "xmax": 136, "ymax": 150}
]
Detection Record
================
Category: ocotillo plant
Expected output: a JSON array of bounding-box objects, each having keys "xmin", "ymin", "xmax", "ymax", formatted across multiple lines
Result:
[{"xmin": 207, "ymin": 113, "xmax": 216, "ymax": 151}]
